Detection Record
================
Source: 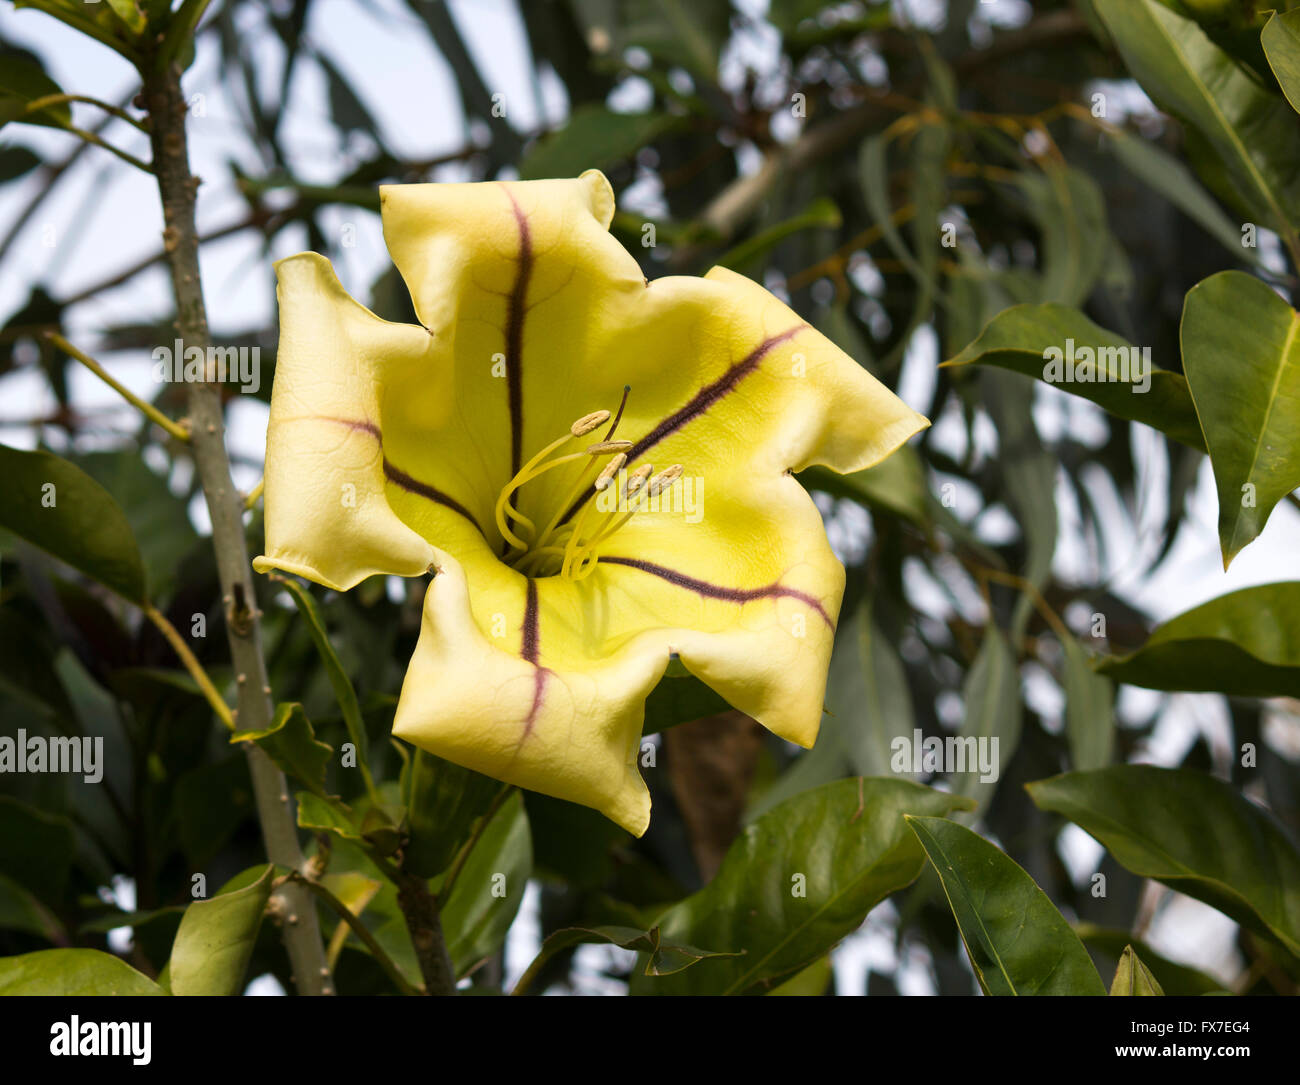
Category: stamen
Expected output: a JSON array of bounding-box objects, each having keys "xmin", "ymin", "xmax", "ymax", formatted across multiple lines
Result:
[
  {"xmin": 571, "ymin": 410, "xmax": 611, "ymax": 437},
  {"xmin": 595, "ymin": 453, "xmax": 627, "ymax": 491},
  {"xmin": 585, "ymin": 440, "xmax": 633, "ymax": 455},
  {"xmin": 645, "ymin": 464, "xmax": 684, "ymax": 498}
]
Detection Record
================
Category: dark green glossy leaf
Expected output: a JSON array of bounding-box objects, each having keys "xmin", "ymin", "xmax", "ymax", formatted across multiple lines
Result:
[
  {"xmin": 943, "ymin": 304, "xmax": 1205, "ymax": 449},
  {"xmin": 0, "ymin": 796, "xmax": 75, "ymax": 905},
  {"xmin": 233, "ymin": 702, "xmax": 333, "ymax": 798},
  {"xmin": 1180, "ymin": 271, "xmax": 1300, "ymax": 566},
  {"xmin": 0, "ymin": 54, "xmax": 70, "ymax": 130},
  {"xmin": 633, "ymin": 779, "xmax": 974, "ymax": 995},
  {"xmin": 1098, "ymin": 582, "xmax": 1300, "ymax": 698},
  {"xmin": 0, "ymin": 445, "xmax": 146, "ymax": 602},
  {"xmin": 1262, "ymin": 9, "xmax": 1300, "ymax": 114},
  {"xmin": 402, "ymin": 750, "xmax": 502, "ymax": 878},
  {"xmin": 1076, "ymin": 924, "xmax": 1222, "ymax": 995},
  {"xmin": 907, "ymin": 815, "xmax": 1107, "ymax": 995},
  {"xmin": 513, "ymin": 924, "xmax": 735, "ymax": 994},
  {"xmin": 1028, "ymin": 766, "xmax": 1300, "ymax": 957},
  {"xmin": 440, "ymin": 790, "xmax": 532, "ymax": 978}
]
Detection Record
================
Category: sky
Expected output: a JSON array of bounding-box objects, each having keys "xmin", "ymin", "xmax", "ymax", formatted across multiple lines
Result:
[{"xmin": 1, "ymin": 0, "xmax": 1295, "ymax": 993}]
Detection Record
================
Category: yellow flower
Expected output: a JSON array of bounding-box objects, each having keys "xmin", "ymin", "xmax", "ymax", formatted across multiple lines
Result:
[{"xmin": 254, "ymin": 170, "xmax": 926, "ymax": 835}]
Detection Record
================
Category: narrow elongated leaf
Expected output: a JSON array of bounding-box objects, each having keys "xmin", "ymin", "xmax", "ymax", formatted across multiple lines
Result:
[
  {"xmin": 1011, "ymin": 165, "xmax": 1111, "ymax": 308},
  {"xmin": 943, "ymin": 305, "xmax": 1205, "ymax": 448},
  {"xmin": 0, "ymin": 948, "xmax": 163, "ymax": 995},
  {"xmin": 233, "ymin": 702, "xmax": 333, "ymax": 798},
  {"xmin": 274, "ymin": 576, "xmax": 367, "ymax": 761},
  {"xmin": 1061, "ymin": 636, "xmax": 1115, "ymax": 771},
  {"xmin": 1093, "ymin": 0, "xmax": 1300, "ymax": 258},
  {"xmin": 1109, "ymin": 944, "xmax": 1165, "ymax": 995},
  {"xmin": 1028, "ymin": 766, "xmax": 1300, "ymax": 958},
  {"xmin": 1098, "ymin": 582, "xmax": 1300, "ymax": 698},
  {"xmin": 952, "ymin": 626, "xmax": 1020, "ymax": 813},
  {"xmin": 906, "ymin": 816, "xmax": 1107, "ymax": 995},
  {"xmin": 513, "ymin": 924, "xmax": 736, "ymax": 994},
  {"xmin": 520, "ymin": 106, "xmax": 678, "ymax": 181},
  {"xmin": 168, "ymin": 865, "xmax": 274, "ymax": 996},
  {"xmin": 633, "ymin": 779, "xmax": 974, "ymax": 995},
  {"xmin": 1101, "ymin": 122, "xmax": 1256, "ymax": 260},
  {"xmin": 439, "ymin": 790, "xmax": 532, "ymax": 977},
  {"xmin": 1180, "ymin": 270, "xmax": 1300, "ymax": 566},
  {"xmin": 717, "ymin": 197, "xmax": 841, "ymax": 273},
  {"xmin": 1263, "ymin": 10, "xmax": 1300, "ymax": 114},
  {"xmin": 0, "ymin": 445, "xmax": 146, "ymax": 602}
]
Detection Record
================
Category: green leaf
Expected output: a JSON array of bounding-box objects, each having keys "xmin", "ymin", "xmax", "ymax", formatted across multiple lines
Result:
[
  {"xmin": 1262, "ymin": 10, "xmax": 1300, "ymax": 115},
  {"xmin": 0, "ymin": 54, "xmax": 71, "ymax": 130},
  {"xmin": 11, "ymin": 1, "xmax": 143, "ymax": 62},
  {"xmin": 1028, "ymin": 766, "xmax": 1300, "ymax": 958},
  {"xmin": 103, "ymin": 0, "xmax": 147, "ymax": 34},
  {"xmin": 1109, "ymin": 944, "xmax": 1165, "ymax": 995},
  {"xmin": 1098, "ymin": 582, "xmax": 1300, "ymax": 698},
  {"xmin": 519, "ymin": 105, "xmax": 678, "ymax": 181},
  {"xmin": 717, "ymin": 198, "xmax": 842, "ymax": 274},
  {"xmin": 906, "ymin": 816, "xmax": 1107, "ymax": 995},
  {"xmin": 1092, "ymin": 0, "xmax": 1300, "ymax": 260},
  {"xmin": 1010, "ymin": 164, "xmax": 1112, "ymax": 307},
  {"xmin": 1076, "ymin": 924, "xmax": 1222, "ymax": 995},
  {"xmin": 1100, "ymin": 121, "xmax": 1255, "ymax": 262},
  {"xmin": 1061, "ymin": 636, "xmax": 1115, "ymax": 772},
  {"xmin": 513, "ymin": 924, "xmax": 736, "ymax": 994},
  {"xmin": 0, "ymin": 796, "xmax": 75, "ymax": 905},
  {"xmin": 0, "ymin": 873, "xmax": 65, "ymax": 942},
  {"xmin": 942, "ymin": 304, "xmax": 1206, "ymax": 449},
  {"xmin": 440, "ymin": 790, "xmax": 532, "ymax": 977},
  {"xmin": 1180, "ymin": 270, "xmax": 1300, "ymax": 566},
  {"xmin": 0, "ymin": 948, "xmax": 163, "ymax": 994},
  {"xmin": 168, "ymin": 864, "xmax": 274, "ymax": 996},
  {"xmin": 233, "ymin": 702, "xmax": 333, "ymax": 798},
  {"xmin": 0, "ymin": 145, "xmax": 42, "ymax": 182},
  {"xmin": 296, "ymin": 791, "xmax": 363, "ymax": 840},
  {"xmin": 799, "ymin": 443, "xmax": 930, "ymax": 527},
  {"xmin": 0, "ymin": 445, "xmax": 147, "ymax": 603},
  {"xmin": 633, "ymin": 778, "xmax": 974, "ymax": 995},
  {"xmin": 273, "ymin": 575, "xmax": 367, "ymax": 763},
  {"xmin": 401, "ymin": 750, "xmax": 501, "ymax": 879},
  {"xmin": 951, "ymin": 626, "xmax": 1020, "ymax": 813},
  {"xmin": 643, "ymin": 664, "xmax": 730, "ymax": 733}
]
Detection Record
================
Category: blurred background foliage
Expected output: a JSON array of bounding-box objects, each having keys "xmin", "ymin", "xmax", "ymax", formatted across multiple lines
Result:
[{"xmin": 0, "ymin": 0, "xmax": 1298, "ymax": 996}]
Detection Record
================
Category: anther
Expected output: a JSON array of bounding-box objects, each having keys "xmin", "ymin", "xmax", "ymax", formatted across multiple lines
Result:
[
  {"xmin": 595, "ymin": 453, "xmax": 627, "ymax": 490},
  {"xmin": 624, "ymin": 464, "xmax": 653, "ymax": 497},
  {"xmin": 646, "ymin": 464, "xmax": 684, "ymax": 497},
  {"xmin": 585, "ymin": 440, "xmax": 632, "ymax": 455},
  {"xmin": 570, "ymin": 410, "xmax": 611, "ymax": 437}
]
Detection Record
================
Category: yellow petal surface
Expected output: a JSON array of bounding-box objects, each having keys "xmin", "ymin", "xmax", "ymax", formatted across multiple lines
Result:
[{"xmin": 257, "ymin": 170, "xmax": 928, "ymax": 834}]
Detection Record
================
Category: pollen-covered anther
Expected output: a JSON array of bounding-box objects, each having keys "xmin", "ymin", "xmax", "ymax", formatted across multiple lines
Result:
[
  {"xmin": 585, "ymin": 439, "xmax": 633, "ymax": 455},
  {"xmin": 645, "ymin": 464, "xmax": 684, "ymax": 498},
  {"xmin": 595, "ymin": 452, "xmax": 627, "ymax": 490},
  {"xmin": 570, "ymin": 409, "xmax": 611, "ymax": 437},
  {"xmin": 623, "ymin": 463, "xmax": 654, "ymax": 498}
]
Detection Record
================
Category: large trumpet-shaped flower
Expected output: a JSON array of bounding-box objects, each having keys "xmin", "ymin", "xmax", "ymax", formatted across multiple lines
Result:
[{"xmin": 254, "ymin": 170, "xmax": 926, "ymax": 835}]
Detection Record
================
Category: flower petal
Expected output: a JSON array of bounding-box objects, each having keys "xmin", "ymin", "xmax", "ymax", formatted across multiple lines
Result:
[{"xmin": 253, "ymin": 253, "xmax": 436, "ymax": 590}]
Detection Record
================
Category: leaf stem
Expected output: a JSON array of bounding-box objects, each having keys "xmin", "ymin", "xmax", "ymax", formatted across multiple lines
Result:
[
  {"xmin": 45, "ymin": 333, "xmax": 191, "ymax": 442},
  {"xmin": 142, "ymin": 604, "xmax": 235, "ymax": 730},
  {"xmin": 24, "ymin": 93, "xmax": 150, "ymax": 133}
]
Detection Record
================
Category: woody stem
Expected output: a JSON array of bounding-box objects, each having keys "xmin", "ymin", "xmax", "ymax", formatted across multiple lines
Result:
[{"xmin": 141, "ymin": 58, "xmax": 330, "ymax": 995}]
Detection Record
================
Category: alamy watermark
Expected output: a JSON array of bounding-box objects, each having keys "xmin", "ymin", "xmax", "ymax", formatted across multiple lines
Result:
[
  {"xmin": 890, "ymin": 728, "xmax": 1000, "ymax": 784},
  {"xmin": 151, "ymin": 338, "xmax": 261, "ymax": 395},
  {"xmin": 0, "ymin": 729, "xmax": 103, "ymax": 783},
  {"xmin": 1042, "ymin": 338, "xmax": 1151, "ymax": 394},
  {"xmin": 595, "ymin": 471, "xmax": 704, "ymax": 523}
]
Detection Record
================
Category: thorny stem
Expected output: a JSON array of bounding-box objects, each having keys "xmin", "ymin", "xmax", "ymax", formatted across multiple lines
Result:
[{"xmin": 142, "ymin": 60, "xmax": 330, "ymax": 995}]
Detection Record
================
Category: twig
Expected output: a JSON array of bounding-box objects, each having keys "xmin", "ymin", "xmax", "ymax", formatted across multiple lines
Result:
[
  {"xmin": 45, "ymin": 332, "xmax": 191, "ymax": 442},
  {"xmin": 143, "ymin": 604, "xmax": 235, "ymax": 730}
]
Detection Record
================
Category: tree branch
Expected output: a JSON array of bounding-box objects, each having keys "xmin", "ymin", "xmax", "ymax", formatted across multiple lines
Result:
[{"xmin": 141, "ymin": 59, "xmax": 331, "ymax": 996}]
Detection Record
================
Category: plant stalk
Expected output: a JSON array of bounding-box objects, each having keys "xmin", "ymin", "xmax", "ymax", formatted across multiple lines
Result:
[{"xmin": 142, "ymin": 59, "xmax": 330, "ymax": 996}]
